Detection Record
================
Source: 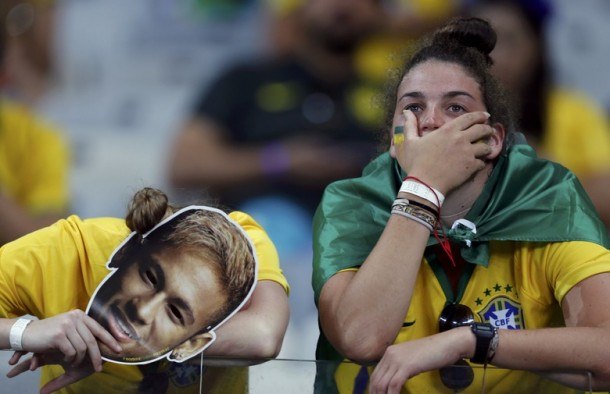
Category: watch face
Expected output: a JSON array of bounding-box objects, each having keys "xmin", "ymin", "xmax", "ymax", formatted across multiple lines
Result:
[{"xmin": 473, "ymin": 323, "xmax": 495, "ymax": 338}]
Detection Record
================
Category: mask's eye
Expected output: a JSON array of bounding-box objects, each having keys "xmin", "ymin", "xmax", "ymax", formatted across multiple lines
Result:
[
  {"xmin": 146, "ymin": 270, "xmax": 157, "ymax": 285},
  {"xmin": 140, "ymin": 268, "xmax": 157, "ymax": 287},
  {"xmin": 168, "ymin": 304, "xmax": 184, "ymax": 325}
]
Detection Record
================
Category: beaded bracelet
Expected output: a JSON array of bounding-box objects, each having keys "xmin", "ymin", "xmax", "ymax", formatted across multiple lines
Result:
[
  {"xmin": 391, "ymin": 203, "xmax": 438, "ymax": 232},
  {"xmin": 393, "ymin": 198, "xmax": 439, "ymax": 217},
  {"xmin": 402, "ymin": 176, "xmax": 456, "ymax": 266}
]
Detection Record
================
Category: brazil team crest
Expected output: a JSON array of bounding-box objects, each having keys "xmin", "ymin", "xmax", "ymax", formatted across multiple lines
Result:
[{"xmin": 478, "ymin": 296, "xmax": 525, "ymax": 330}]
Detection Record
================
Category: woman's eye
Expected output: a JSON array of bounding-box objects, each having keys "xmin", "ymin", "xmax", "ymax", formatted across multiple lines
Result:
[
  {"xmin": 404, "ymin": 104, "xmax": 422, "ymax": 112},
  {"xmin": 448, "ymin": 105, "xmax": 465, "ymax": 113}
]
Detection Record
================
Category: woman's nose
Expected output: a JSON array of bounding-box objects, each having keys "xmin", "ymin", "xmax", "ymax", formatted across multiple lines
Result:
[{"xmin": 419, "ymin": 108, "xmax": 442, "ymax": 134}]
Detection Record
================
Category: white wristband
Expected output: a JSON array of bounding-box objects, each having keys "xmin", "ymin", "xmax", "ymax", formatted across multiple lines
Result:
[
  {"xmin": 9, "ymin": 318, "xmax": 32, "ymax": 351},
  {"xmin": 399, "ymin": 180, "xmax": 445, "ymax": 207}
]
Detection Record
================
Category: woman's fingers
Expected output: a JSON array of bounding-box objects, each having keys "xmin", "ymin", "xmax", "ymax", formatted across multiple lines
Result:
[
  {"xmin": 39, "ymin": 363, "xmax": 95, "ymax": 394},
  {"xmin": 83, "ymin": 314, "xmax": 122, "ymax": 355},
  {"xmin": 402, "ymin": 109, "xmax": 419, "ymax": 140},
  {"xmin": 5, "ymin": 355, "xmax": 34, "ymax": 378},
  {"xmin": 452, "ymin": 111, "xmax": 490, "ymax": 132},
  {"xmin": 7, "ymin": 350, "xmax": 26, "ymax": 366},
  {"xmin": 20, "ymin": 310, "xmax": 120, "ymax": 371}
]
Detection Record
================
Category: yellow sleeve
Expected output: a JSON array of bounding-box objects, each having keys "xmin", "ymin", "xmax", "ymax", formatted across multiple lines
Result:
[
  {"xmin": 0, "ymin": 100, "xmax": 70, "ymax": 213},
  {"xmin": 229, "ymin": 211, "xmax": 290, "ymax": 295},
  {"xmin": 540, "ymin": 241, "xmax": 610, "ymax": 304},
  {"xmin": 0, "ymin": 215, "xmax": 129, "ymax": 319},
  {"xmin": 546, "ymin": 90, "xmax": 610, "ymax": 177}
]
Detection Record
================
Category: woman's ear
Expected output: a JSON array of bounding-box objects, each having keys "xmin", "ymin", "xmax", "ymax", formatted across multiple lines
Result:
[
  {"xmin": 169, "ymin": 332, "xmax": 216, "ymax": 362},
  {"xmin": 485, "ymin": 122, "xmax": 506, "ymax": 160}
]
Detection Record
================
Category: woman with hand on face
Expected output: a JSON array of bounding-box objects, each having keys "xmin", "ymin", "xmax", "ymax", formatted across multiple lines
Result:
[
  {"xmin": 312, "ymin": 17, "xmax": 610, "ymax": 394},
  {"xmin": 0, "ymin": 187, "xmax": 289, "ymax": 393}
]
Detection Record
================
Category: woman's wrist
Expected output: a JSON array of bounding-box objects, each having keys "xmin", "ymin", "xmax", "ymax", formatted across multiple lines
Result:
[
  {"xmin": 400, "ymin": 176, "xmax": 445, "ymax": 208},
  {"xmin": 9, "ymin": 318, "xmax": 33, "ymax": 351},
  {"xmin": 456, "ymin": 325, "xmax": 477, "ymax": 360},
  {"xmin": 396, "ymin": 192, "xmax": 437, "ymax": 211}
]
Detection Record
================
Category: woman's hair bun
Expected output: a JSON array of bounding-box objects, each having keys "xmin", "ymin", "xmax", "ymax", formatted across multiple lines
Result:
[
  {"xmin": 126, "ymin": 187, "xmax": 170, "ymax": 234},
  {"xmin": 432, "ymin": 17, "xmax": 497, "ymax": 62}
]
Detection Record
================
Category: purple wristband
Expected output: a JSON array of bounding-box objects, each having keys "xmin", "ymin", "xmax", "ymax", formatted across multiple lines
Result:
[{"xmin": 261, "ymin": 143, "xmax": 290, "ymax": 177}]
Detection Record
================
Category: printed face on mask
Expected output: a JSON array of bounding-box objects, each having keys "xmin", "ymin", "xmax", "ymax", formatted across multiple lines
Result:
[
  {"xmin": 88, "ymin": 245, "xmax": 228, "ymax": 363},
  {"xmin": 86, "ymin": 206, "xmax": 258, "ymax": 365}
]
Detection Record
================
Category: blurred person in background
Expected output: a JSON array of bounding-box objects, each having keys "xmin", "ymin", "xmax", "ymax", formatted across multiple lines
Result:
[
  {"xmin": 0, "ymin": 0, "xmax": 70, "ymax": 245},
  {"xmin": 1, "ymin": 0, "xmax": 56, "ymax": 106},
  {"xmin": 466, "ymin": 0, "xmax": 610, "ymax": 232},
  {"xmin": 168, "ymin": 0, "xmax": 387, "ymax": 248},
  {"xmin": 349, "ymin": 0, "xmax": 458, "ymax": 96}
]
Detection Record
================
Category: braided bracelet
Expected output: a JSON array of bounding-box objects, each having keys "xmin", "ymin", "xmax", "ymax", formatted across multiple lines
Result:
[
  {"xmin": 391, "ymin": 203, "xmax": 437, "ymax": 231},
  {"xmin": 393, "ymin": 198, "xmax": 439, "ymax": 217}
]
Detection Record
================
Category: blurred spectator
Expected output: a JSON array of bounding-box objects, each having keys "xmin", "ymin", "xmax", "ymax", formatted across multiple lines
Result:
[
  {"xmin": 466, "ymin": 0, "xmax": 610, "ymax": 231},
  {"xmin": 1, "ymin": 0, "xmax": 57, "ymax": 106},
  {"xmin": 351, "ymin": 0, "xmax": 457, "ymax": 89},
  {"xmin": 1, "ymin": 0, "xmax": 69, "ymax": 245},
  {"xmin": 168, "ymin": 0, "xmax": 388, "ymax": 237}
]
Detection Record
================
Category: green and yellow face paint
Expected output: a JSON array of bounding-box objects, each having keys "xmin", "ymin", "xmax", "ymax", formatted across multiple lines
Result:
[{"xmin": 393, "ymin": 125, "xmax": 405, "ymax": 145}]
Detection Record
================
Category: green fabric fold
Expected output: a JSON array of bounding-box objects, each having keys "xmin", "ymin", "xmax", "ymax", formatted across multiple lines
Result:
[{"xmin": 312, "ymin": 142, "xmax": 610, "ymax": 304}]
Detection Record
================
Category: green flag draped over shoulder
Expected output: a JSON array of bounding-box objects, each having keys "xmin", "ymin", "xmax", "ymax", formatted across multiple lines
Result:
[{"xmin": 312, "ymin": 142, "xmax": 610, "ymax": 306}]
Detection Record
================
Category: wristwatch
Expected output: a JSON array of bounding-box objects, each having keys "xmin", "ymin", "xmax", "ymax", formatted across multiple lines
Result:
[{"xmin": 470, "ymin": 322, "xmax": 498, "ymax": 364}]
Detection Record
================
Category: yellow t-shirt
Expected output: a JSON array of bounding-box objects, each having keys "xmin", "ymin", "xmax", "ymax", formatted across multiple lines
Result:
[
  {"xmin": 543, "ymin": 89, "xmax": 610, "ymax": 178},
  {"xmin": 0, "ymin": 99, "xmax": 69, "ymax": 214},
  {"xmin": 0, "ymin": 211, "xmax": 289, "ymax": 393},
  {"xmin": 332, "ymin": 240, "xmax": 610, "ymax": 393}
]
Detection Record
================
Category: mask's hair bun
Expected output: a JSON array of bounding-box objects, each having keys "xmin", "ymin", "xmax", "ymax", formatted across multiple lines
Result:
[{"xmin": 432, "ymin": 17, "xmax": 497, "ymax": 64}]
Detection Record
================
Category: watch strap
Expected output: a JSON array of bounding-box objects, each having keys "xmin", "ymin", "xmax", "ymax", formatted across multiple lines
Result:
[{"xmin": 470, "ymin": 322, "xmax": 497, "ymax": 364}]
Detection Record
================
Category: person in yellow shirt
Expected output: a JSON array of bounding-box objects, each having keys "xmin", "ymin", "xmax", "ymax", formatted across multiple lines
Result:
[
  {"xmin": 0, "ymin": 99, "xmax": 70, "ymax": 245},
  {"xmin": 1, "ymin": 0, "xmax": 70, "ymax": 245},
  {"xmin": 0, "ymin": 187, "xmax": 290, "ymax": 393},
  {"xmin": 312, "ymin": 17, "xmax": 610, "ymax": 393}
]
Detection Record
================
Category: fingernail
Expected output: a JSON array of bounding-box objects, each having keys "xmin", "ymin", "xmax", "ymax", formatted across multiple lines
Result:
[
  {"xmin": 484, "ymin": 112, "xmax": 490, "ymax": 118},
  {"xmin": 403, "ymin": 109, "xmax": 410, "ymax": 117},
  {"xmin": 394, "ymin": 125, "xmax": 404, "ymax": 134}
]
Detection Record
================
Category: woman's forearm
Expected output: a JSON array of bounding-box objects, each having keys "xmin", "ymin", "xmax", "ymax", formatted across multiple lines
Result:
[
  {"xmin": 203, "ymin": 281, "xmax": 289, "ymax": 362},
  {"xmin": 471, "ymin": 326, "xmax": 610, "ymax": 390},
  {"xmin": 320, "ymin": 213, "xmax": 431, "ymax": 362}
]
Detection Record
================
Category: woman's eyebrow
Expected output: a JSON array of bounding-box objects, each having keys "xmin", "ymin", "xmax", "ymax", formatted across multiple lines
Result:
[
  {"xmin": 444, "ymin": 91, "xmax": 475, "ymax": 100},
  {"xmin": 399, "ymin": 91, "xmax": 424, "ymax": 100}
]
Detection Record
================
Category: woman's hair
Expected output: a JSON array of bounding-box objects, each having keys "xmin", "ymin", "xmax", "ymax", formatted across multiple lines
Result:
[
  {"xmin": 125, "ymin": 187, "xmax": 256, "ymax": 330},
  {"xmin": 380, "ymin": 17, "xmax": 517, "ymax": 153}
]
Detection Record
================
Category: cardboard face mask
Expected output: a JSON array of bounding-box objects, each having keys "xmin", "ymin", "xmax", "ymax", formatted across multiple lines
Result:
[{"xmin": 85, "ymin": 206, "xmax": 258, "ymax": 365}]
